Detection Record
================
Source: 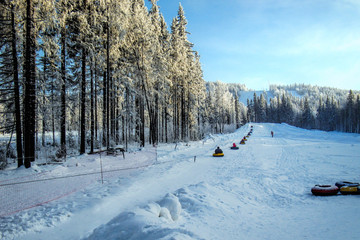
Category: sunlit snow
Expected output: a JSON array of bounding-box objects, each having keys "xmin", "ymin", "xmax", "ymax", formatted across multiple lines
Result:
[{"xmin": 1, "ymin": 123, "xmax": 359, "ymax": 240}]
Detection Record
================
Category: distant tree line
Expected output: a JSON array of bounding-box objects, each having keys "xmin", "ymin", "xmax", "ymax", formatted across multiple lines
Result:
[{"xmin": 247, "ymin": 86, "xmax": 360, "ymax": 133}]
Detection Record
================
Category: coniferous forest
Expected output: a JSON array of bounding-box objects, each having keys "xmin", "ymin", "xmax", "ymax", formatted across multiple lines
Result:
[{"xmin": 0, "ymin": 0, "xmax": 359, "ymax": 169}]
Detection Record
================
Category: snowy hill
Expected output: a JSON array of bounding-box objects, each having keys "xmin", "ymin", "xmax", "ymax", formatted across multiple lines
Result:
[
  {"xmin": 238, "ymin": 90, "xmax": 274, "ymax": 105},
  {"xmin": 1, "ymin": 123, "xmax": 360, "ymax": 240},
  {"xmin": 236, "ymin": 84, "xmax": 359, "ymax": 106}
]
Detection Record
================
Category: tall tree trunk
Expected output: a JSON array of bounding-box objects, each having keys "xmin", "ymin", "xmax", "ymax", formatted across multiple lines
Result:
[
  {"xmin": 106, "ymin": 25, "xmax": 110, "ymax": 148},
  {"xmin": 110, "ymin": 75, "xmax": 114, "ymax": 141},
  {"xmin": 181, "ymin": 89, "xmax": 186, "ymax": 140},
  {"xmin": 102, "ymin": 71, "xmax": 107, "ymax": 147},
  {"xmin": 154, "ymin": 94, "xmax": 159, "ymax": 144},
  {"xmin": 80, "ymin": 48, "xmax": 86, "ymax": 154},
  {"xmin": 125, "ymin": 87, "xmax": 129, "ymax": 150},
  {"xmin": 24, "ymin": 0, "xmax": 36, "ymax": 168},
  {"xmin": 135, "ymin": 96, "xmax": 140, "ymax": 145},
  {"xmin": 60, "ymin": 27, "xmax": 66, "ymax": 157},
  {"xmin": 90, "ymin": 61, "xmax": 94, "ymax": 153},
  {"xmin": 140, "ymin": 96, "xmax": 145, "ymax": 147},
  {"xmin": 121, "ymin": 114, "xmax": 125, "ymax": 142},
  {"xmin": 42, "ymin": 55, "xmax": 47, "ymax": 147},
  {"xmin": 115, "ymin": 88, "xmax": 120, "ymax": 144},
  {"xmin": 173, "ymin": 86, "xmax": 179, "ymax": 141},
  {"xmin": 11, "ymin": 7, "xmax": 23, "ymax": 167},
  {"xmin": 94, "ymin": 62, "xmax": 98, "ymax": 142},
  {"xmin": 80, "ymin": 0, "xmax": 88, "ymax": 154},
  {"xmin": 51, "ymin": 77, "xmax": 55, "ymax": 146},
  {"xmin": 165, "ymin": 106, "xmax": 168, "ymax": 143},
  {"xmin": 136, "ymin": 95, "xmax": 145, "ymax": 147}
]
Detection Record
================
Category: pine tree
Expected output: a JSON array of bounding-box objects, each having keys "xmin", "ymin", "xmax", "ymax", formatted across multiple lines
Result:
[
  {"xmin": 268, "ymin": 98, "xmax": 277, "ymax": 123},
  {"xmin": 258, "ymin": 94, "xmax": 267, "ymax": 122},
  {"xmin": 56, "ymin": 0, "xmax": 74, "ymax": 158},
  {"xmin": 301, "ymin": 97, "xmax": 312, "ymax": 129},
  {"xmin": 0, "ymin": 1, "xmax": 23, "ymax": 167},
  {"xmin": 345, "ymin": 90, "xmax": 355, "ymax": 132},
  {"xmin": 23, "ymin": 0, "xmax": 37, "ymax": 167},
  {"xmin": 253, "ymin": 92, "xmax": 258, "ymax": 122},
  {"xmin": 234, "ymin": 92, "xmax": 241, "ymax": 128}
]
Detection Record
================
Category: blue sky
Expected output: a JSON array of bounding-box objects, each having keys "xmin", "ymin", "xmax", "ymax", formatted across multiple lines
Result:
[{"xmin": 147, "ymin": 0, "xmax": 360, "ymax": 91}]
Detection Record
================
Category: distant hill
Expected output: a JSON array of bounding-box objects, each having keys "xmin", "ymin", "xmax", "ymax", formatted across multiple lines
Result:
[
  {"xmin": 269, "ymin": 84, "xmax": 358, "ymax": 106},
  {"xmin": 238, "ymin": 90, "xmax": 274, "ymax": 105},
  {"xmin": 206, "ymin": 81, "xmax": 359, "ymax": 110}
]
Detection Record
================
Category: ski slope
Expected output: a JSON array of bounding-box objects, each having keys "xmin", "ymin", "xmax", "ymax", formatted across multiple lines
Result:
[{"xmin": 1, "ymin": 123, "xmax": 360, "ymax": 240}]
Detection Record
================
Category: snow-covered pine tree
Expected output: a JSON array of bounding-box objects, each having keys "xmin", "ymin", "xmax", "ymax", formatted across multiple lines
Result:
[
  {"xmin": 148, "ymin": 0, "xmax": 173, "ymax": 144},
  {"xmin": 0, "ymin": 0, "xmax": 23, "ymax": 167},
  {"xmin": 345, "ymin": 90, "xmax": 355, "ymax": 133},
  {"xmin": 268, "ymin": 98, "xmax": 276, "ymax": 123},
  {"xmin": 258, "ymin": 94, "xmax": 267, "ymax": 122},
  {"xmin": 301, "ymin": 97, "xmax": 312, "ymax": 129},
  {"xmin": 54, "ymin": 0, "xmax": 75, "ymax": 158},
  {"xmin": 252, "ymin": 93, "xmax": 258, "ymax": 122},
  {"xmin": 23, "ymin": 0, "xmax": 37, "ymax": 167},
  {"xmin": 234, "ymin": 93, "xmax": 241, "ymax": 128},
  {"xmin": 170, "ymin": 3, "xmax": 196, "ymax": 141},
  {"xmin": 158, "ymin": 14, "xmax": 172, "ymax": 143},
  {"xmin": 127, "ymin": 0, "xmax": 159, "ymax": 145},
  {"xmin": 37, "ymin": 0, "xmax": 59, "ymax": 148}
]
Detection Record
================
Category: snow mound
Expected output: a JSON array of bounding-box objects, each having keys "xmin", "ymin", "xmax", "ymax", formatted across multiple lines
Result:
[
  {"xmin": 86, "ymin": 181, "xmax": 231, "ymax": 239},
  {"xmin": 85, "ymin": 193, "xmax": 186, "ymax": 240},
  {"xmin": 158, "ymin": 193, "xmax": 182, "ymax": 221}
]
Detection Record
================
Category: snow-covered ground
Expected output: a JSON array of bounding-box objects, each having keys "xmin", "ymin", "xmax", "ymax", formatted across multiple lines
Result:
[{"xmin": 1, "ymin": 123, "xmax": 360, "ymax": 240}]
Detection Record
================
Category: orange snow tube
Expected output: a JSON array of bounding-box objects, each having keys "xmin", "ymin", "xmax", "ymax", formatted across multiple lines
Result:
[{"xmin": 340, "ymin": 186, "xmax": 360, "ymax": 195}]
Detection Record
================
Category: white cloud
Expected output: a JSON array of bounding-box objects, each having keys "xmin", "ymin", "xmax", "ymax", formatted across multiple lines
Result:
[{"xmin": 268, "ymin": 28, "xmax": 360, "ymax": 56}]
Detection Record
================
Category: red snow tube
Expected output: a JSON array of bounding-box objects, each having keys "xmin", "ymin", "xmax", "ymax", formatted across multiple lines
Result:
[{"xmin": 311, "ymin": 185, "xmax": 339, "ymax": 196}]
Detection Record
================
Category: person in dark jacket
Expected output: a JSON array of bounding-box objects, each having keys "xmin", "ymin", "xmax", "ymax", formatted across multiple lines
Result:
[
  {"xmin": 215, "ymin": 146, "xmax": 223, "ymax": 154},
  {"xmin": 271, "ymin": 131, "xmax": 274, "ymax": 137}
]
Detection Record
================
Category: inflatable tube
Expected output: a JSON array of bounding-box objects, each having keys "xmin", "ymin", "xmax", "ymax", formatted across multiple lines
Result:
[
  {"xmin": 213, "ymin": 153, "xmax": 224, "ymax": 157},
  {"xmin": 335, "ymin": 181, "xmax": 359, "ymax": 189},
  {"xmin": 311, "ymin": 185, "xmax": 339, "ymax": 196},
  {"xmin": 240, "ymin": 141, "xmax": 245, "ymax": 145},
  {"xmin": 340, "ymin": 186, "xmax": 360, "ymax": 195},
  {"xmin": 230, "ymin": 146, "xmax": 239, "ymax": 150}
]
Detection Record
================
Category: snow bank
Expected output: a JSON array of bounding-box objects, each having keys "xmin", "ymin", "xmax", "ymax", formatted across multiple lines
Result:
[
  {"xmin": 86, "ymin": 193, "xmax": 196, "ymax": 240},
  {"xmin": 158, "ymin": 193, "xmax": 182, "ymax": 221},
  {"xmin": 86, "ymin": 181, "xmax": 244, "ymax": 240}
]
